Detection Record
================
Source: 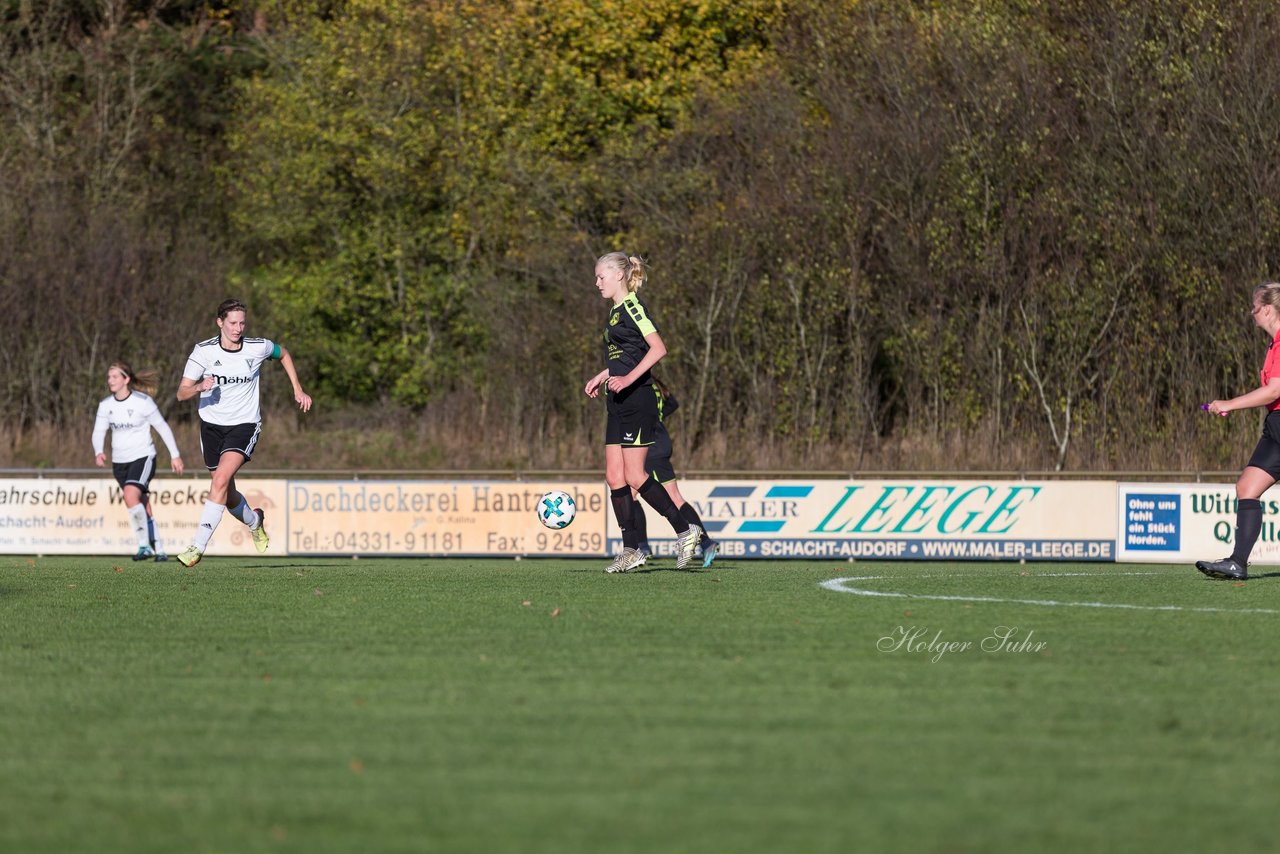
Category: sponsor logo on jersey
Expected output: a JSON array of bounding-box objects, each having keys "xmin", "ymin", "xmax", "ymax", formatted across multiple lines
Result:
[{"xmin": 210, "ymin": 373, "xmax": 255, "ymax": 385}]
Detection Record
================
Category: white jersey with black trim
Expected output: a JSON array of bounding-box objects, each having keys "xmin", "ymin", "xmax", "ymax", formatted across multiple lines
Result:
[
  {"xmin": 92, "ymin": 391, "xmax": 181, "ymax": 463},
  {"xmin": 182, "ymin": 336, "xmax": 276, "ymax": 426}
]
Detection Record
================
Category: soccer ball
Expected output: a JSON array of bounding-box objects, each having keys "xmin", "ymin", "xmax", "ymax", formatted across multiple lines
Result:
[{"xmin": 537, "ymin": 490, "xmax": 576, "ymax": 529}]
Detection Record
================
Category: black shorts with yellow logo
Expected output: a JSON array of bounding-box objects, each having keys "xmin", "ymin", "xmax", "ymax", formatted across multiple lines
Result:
[
  {"xmin": 647, "ymin": 423, "xmax": 676, "ymax": 482},
  {"xmin": 605, "ymin": 382, "xmax": 659, "ymax": 447}
]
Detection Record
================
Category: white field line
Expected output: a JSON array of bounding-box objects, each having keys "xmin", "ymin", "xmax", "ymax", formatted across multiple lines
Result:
[{"xmin": 820, "ymin": 575, "xmax": 1280, "ymax": 615}]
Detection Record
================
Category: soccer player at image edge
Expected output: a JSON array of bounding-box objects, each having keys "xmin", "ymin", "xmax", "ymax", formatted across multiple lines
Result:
[{"xmin": 1196, "ymin": 281, "xmax": 1280, "ymax": 581}]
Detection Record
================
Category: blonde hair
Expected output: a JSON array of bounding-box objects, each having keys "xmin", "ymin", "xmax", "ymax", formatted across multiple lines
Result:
[
  {"xmin": 109, "ymin": 361, "xmax": 159, "ymax": 396},
  {"xmin": 597, "ymin": 251, "xmax": 647, "ymax": 293},
  {"xmin": 1255, "ymin": 282, "xmax": 1280, "ymax": 310}
]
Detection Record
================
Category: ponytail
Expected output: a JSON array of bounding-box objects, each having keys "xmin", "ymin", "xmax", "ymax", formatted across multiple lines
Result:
[{"xmin": 625, "ymin": 255, "xmax": 647, "ymax": 292}]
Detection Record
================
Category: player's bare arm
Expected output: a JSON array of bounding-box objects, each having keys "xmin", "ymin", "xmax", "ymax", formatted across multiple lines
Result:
[
  {"xmin": 277, "ymin": 347, "xmax": 312, "ymax": 412},
  {"xmin": 585, "ymin": 369, "xmax": 610, "ymax": 398},
  {"xmin": 176, "ymin": 375, "xmax": 214, "ymax": 402}
]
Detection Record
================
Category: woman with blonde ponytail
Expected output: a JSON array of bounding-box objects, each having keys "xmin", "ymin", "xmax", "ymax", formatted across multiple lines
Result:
[
  {"xmin": 92, "ymin": 361, "xmax": 185, "ymax": 560},
  {"xmin": 584, "ymin": 252, "xmax": 702, "ymax": 573}
]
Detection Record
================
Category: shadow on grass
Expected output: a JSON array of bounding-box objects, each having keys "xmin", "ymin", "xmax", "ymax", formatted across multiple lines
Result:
[
  {"xmin": 177, "ymin": 561, "xmax": 340, "ymax": 571},
  {"xmin": 1191, "ymin": 570, "xmax": 1280, "ymax": 581},
  {"xmin": 565, "ymin": 564, "xmax": 726, "ymax": 574}
]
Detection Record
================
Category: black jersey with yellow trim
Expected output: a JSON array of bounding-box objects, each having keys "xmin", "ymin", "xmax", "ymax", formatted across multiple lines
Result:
[{"xmin": 603, "ymin": 292, "xmax": 658, "ymax": 381}]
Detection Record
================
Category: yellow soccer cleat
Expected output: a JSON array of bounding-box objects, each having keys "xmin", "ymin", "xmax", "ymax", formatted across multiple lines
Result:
[
  {"xmin": 251, "ymin": 508, "xmax": 269, "ymax": 554},
  {"xmin": 177, "ymin": 546, "xmax": 203, "ymax": 567}
]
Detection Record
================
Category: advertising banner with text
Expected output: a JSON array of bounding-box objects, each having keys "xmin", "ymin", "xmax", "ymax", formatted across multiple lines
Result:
[
  {"xmin": 615, "ymin": 479, "xmax": 1119, "ymax": 561},
  {"xmin": 284, "ymin": 480, "xmax": 606, "ymax": 557},
  {"xmin": 0, "ymin": 478, "xmax": 286, "ymax": 557},
  {"xmin": 0, "ymin": 478, "xmax": 606, "ymax": 558},
  {"xmin": 0, "ymin": 477, "xmax": 1121, "ymax": 561},
  {"xmin": 1116, "ymin": 483, "xmax": 1272, "ymax": 564}
]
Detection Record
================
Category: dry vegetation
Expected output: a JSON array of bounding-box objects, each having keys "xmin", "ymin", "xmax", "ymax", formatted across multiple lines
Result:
[{"xmin": 0, "ymin": 398, "xmax": 1240, "ymax": 476}]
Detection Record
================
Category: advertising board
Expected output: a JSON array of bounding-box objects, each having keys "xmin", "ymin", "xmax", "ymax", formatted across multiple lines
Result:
[
  {"xmin": 617, "ymin": 480, "xmax": 1118, "ymax": 562},
  {"xmin": 1116, "ymin": 483, "xmax": 1272, "ymax": 564},
  {"xmin": 0, "ymin": 478, "xmax": 285, "ymax": 557}
]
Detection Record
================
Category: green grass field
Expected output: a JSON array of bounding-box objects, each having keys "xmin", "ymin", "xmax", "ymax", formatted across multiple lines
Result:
[{"xmin": 2, "ymin": 555, "xmax": 1278, "ymax": 853}]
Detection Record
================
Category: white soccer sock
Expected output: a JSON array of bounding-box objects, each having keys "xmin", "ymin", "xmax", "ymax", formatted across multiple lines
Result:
[
  {"xmin": 192, "ymin": 500, "xmax": 225, "ymax": 552},
  {"xmin": 128, "ymin": 504, "xmax": 150, "ymax": 548},
  {"xmin": 229, "ymin": 495, "xmax": 259, "ymax": 529}
]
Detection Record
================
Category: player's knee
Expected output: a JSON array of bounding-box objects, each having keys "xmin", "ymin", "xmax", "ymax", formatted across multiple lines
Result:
[{"xmin": 209, "ymin": 473, "xmax": 234, "ymax": 496}]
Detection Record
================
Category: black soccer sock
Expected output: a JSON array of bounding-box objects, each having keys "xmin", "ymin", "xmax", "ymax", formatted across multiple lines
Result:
[
  {"xmin": 679, "ymin": 503, "xmax": 710, "ymax": 545},
  {"xmin": 638, "ymin": 476, "xmax": 688, "ymax": 535},
  {"xmin": 610, "ymin": 486, "xmax": 640, "ymax": 549},
  {"xmin": 1231, "ymin": 498, "xmax": 1263, "ymax": 566},
  {"xmin": 631, "ymin": 495, "xmax": 649, "ymax": 547}
]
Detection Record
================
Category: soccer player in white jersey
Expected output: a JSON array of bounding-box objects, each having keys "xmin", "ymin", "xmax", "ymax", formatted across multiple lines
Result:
[
  {"xmin": 92, "ymin": 361, "xmax": 185, "ymax": 560},
  {"xmin": 174, "ymin": 298, "xmax": 312, "ymax": 567}
]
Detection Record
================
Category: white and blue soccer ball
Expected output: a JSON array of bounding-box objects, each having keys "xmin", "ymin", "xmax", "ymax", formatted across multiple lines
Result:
[{"xmin": 537, "ymin": 490, "xmax": 577, "ymax": 529}]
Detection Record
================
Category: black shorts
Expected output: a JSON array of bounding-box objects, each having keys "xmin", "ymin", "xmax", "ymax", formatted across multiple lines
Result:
[
  {"xmin": 1247, "ymin": 411, "xmax": 1280, "ymax": 477},
  {"xmin": 200, "ymin": 421, "xmax": 261, "ymax": 470},
  {"xmin": 605, "ymin": 383, "xmax": 659, "ymax": 447},
  {"xmin": 112, "ymin": 456, "xmax": 156, "ymax": 494},
  {"xmin": 647, "ymin": 423, "xmax": 677, "ymax": 483}
]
